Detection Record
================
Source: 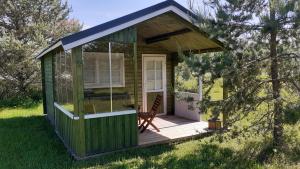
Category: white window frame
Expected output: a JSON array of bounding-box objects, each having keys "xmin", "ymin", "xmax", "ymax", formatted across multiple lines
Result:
[
  {"xmin": 142, "ymin": 54, "xmax": 167, "ymax": 115},
  {"xmin": 83, "ymin": 52, "xmax": 125, "ymax": 89}
]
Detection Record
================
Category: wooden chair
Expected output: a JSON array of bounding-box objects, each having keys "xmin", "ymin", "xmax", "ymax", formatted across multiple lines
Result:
[{"xmin": 138, "ymin": 94, "xmax": 162, "ymax": 133}]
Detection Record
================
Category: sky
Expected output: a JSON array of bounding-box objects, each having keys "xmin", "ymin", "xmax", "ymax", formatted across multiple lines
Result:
[{"xmin": 67, "ymin": 0, "xmax": 189, "ymax": 30}]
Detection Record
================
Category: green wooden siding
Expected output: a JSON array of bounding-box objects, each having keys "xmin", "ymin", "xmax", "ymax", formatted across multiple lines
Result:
[
  {"xmin": 104, "ymin": 27, "xmax": 137, "ymax": 43},
  {"xmin": 85, "ymin": 114, "xmax": 138, "ymax": 155},
  {"xmin": 43, "ymin": 54, "xmax": 55, "ymax": 124},
  {"xmin": 54, "ymin": 107, "xmax": 77, "ymax": 153}
]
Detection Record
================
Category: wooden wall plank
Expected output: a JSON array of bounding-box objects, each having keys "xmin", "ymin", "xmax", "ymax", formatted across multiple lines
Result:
[
  {"xmin": 54, "ymin": 107, "xmax": 77, "ymax": 154},
  {"xmin": 84, "ymin": 114, "xmax": 137, "ymax": 155}
]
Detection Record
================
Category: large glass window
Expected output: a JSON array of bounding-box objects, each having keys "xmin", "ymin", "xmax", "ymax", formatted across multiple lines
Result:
[
  {"xmin": 82, "ymin": 40, "xmax": 135, "ymax": 114},
  {"xmin": 54, "ymin": 50, "xmax": 74, "ymax": 112},
  {"xmin": 83, "ymin": 52, "xmax": 124, "ymax": 88}
]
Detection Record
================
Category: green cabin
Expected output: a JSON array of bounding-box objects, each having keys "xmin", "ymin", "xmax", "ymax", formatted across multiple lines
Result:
[{"xmin": 37, "ymin": 0, "xmax": 223, "ymax": 159}]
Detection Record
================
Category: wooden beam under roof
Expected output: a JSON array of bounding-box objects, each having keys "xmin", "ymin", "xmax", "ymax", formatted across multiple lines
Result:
[{"xmin": 145, "ymin": 28, "xmax": 192, "ymax": 44}]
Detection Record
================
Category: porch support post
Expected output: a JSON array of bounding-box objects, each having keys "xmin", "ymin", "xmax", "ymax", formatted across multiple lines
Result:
[
  {"xmin": 197, "ymin": 52, "xmax": 203, "ymax": 120},
  {"xmin": 72, "ymin": 46, "xmax": 86, "ymax": 157},
  {"xmin": 198, "ymin": 75, "xmax": 203, "ymax": 101}
]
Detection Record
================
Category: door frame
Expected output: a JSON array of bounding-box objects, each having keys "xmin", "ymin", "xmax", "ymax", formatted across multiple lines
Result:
[{"xmin": 142, "ymin": 54, "xmax": 167, "ymax": 115}]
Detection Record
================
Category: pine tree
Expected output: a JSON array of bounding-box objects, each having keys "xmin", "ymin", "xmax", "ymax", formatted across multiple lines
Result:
[
  {"xmin": 187, "ymin": 0, "xmax": 300, "ymax": 150},
  {"xmin": 0, "ymin": 0, "xmax": 82, "ymax": 98}
]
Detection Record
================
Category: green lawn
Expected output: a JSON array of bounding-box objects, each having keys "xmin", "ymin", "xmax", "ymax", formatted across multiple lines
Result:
[{"xmin": 0, "ymin": 104, "xmax": 300, "ymax": 169}]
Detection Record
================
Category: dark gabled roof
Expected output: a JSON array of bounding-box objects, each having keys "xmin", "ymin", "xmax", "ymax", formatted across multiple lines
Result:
[
  {"xmin": 36, "ymin": 0, "xmax": 203, "ymax": 59},
  {"xmin": 61, "ymin": 0, "xmax": 198, "ymax": 46}
]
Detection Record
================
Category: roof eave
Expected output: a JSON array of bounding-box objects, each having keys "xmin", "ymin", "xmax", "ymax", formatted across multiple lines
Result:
[{"xmin": 36, "ymin": 41, "xmax": 62, "ymax": 59}]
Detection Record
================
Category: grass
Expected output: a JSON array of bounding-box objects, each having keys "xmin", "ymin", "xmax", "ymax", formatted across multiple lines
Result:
[{"xmin": 0, "ymin": 104, "xmax": 300, "ymax": 169}]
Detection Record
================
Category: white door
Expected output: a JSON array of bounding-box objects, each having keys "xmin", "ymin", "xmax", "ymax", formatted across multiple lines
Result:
[{"xmin": 142, "ymin": 54, "xmax": 167, "ymax": 115}]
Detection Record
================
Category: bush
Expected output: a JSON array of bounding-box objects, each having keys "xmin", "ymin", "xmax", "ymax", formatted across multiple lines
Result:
[
  {"xmin": 284, "ymin": 105, "xmax": 300, "ymax": 124},
  {"xmin": 0, "ymin": 88, "xmax": 42, "ymax": 108}
]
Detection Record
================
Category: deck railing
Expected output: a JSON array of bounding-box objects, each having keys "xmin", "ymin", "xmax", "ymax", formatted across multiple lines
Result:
[
  {"xmin": 174, "ymin": 92, "xmax": 201, "ymax": 121},
  {"xmin": 53, "ymin": 102, "xmax": 138, "ymax": 157}
]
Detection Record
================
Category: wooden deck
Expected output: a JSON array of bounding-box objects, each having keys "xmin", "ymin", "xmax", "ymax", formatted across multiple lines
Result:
[{"xmin": 138, "ymin": 115, "xmax": 209, "ymax": 146}]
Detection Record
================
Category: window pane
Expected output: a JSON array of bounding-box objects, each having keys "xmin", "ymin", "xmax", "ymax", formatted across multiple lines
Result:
[
  {"xmin": 147, "ymin": 70, "xmax": 155, "ymax": 80},
  {"xmin": 83, "ymin": 40, "xmax": 111, "ymax": 113},
  {"xmin": 147, "ymin": 61, "xmax": 155, "ymax": 70},
  {"xmin": 111, "ymin": 42, "xmax": 134, "ymax": 112},
  {"xmin": 147, "ymin": 80, "xmax": 155, "ymax": 90},
  {"xmin": 82, "ymin": 40, "xmax": 133, "ymax": 114},
  {"xmin": 156, "ymin": 61, "xmax": 162, "ymax": 70},
  {"xmin": 112, "ymin": 70, "xmax": 121, "ymax": 84},
  {"xmin": 83, "ymin": 52, "xmax": 124, "ymax": 88},
  {"xmin": 156, "ymin": 80, "xmax": 162, "ymax": 90},
  {"xmin": 54, "ymin": 50, "xmax": 74, "ymax": 112},
  {"xmin": 156, "ymin": 70, "xmax": 162, "ymax": 80},
  {"xmin": 98, "ymin": 54, "xmax": 110, "ymax": 86},
  {"xmin": 145, "ymin": 60, "xmax": 163, "ymax": 91},
  {"xmin": 83, "ymin": 55, "xmax": 96, "ymax": 84}
]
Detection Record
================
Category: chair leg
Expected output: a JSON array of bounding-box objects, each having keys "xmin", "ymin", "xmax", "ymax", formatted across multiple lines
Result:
[
  {"xmin": 149, "ymin": 122, "xmax": 160, "ymax": 132},
  {"xmin": 140, "ymin": 119, "xmax": 149, "ymax": 133},
  {"xmin": 139, "ymin": 118, "xmax": 147, "ymax": 129},
  {"xmin": 141, "ymin": 117, "xmax": 154, "ymax": 133}
]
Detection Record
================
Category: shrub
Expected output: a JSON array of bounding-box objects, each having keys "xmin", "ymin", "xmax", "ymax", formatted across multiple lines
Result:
[
  {"xmin": 284, "ymin": 105, "xmax": 300, "ymax": 125},
  {"xmin": 0, "ymin": 88, "xmax": 42, "ymax": 108}
]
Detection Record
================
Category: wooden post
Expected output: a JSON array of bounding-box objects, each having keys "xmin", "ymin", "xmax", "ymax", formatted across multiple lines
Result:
[
  {"xmin": 198, "ymin": 75, "xmax": 203, "ymax": 101},
  {"xmin": 198, "ymin": 75, "xmax": 203, "ymax": 121},
  {"xmin": 198, "ymin": 53, "xmax": 203, "ymax": 101},
  {"xmin": 41, "ymin": 57, "xmax": 47, "ymax": 114},
  {"xmin": 72, "ymin": 46, "xmax": 86, "ymax": 157},
  {"xmin": 133, "ymin": 43, "xmax": 138, "ymax": 111}
]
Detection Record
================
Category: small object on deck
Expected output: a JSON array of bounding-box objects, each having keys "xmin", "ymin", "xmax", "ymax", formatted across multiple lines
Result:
[
  {"xmin": 138, "ymin": 94, "xmax": 162, "ymax": 133},
  {"xmin": 208, "ymin": 118, "xmax": 222, "ymax": 130}
]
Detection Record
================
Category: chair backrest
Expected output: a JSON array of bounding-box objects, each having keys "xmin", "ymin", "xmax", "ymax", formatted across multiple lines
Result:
[{"xmin": 150, "ymin": 94, "xmax": 163, "ymax": 115}]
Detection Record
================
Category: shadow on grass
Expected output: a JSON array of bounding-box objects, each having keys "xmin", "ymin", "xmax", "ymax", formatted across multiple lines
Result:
[
  {"xmin": 87, "ymin": 143, "xmax": 261, "ymax": 169},
  {"xmin": 1, "ymin": 115, "xmax": 298, "ymax": 169}
]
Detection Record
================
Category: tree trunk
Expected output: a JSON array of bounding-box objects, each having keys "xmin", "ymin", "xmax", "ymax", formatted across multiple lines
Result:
[
  {"xmin": 223, "ymin": 79, "xmax": 229, "ymax": 129},
  {"xmin": 270, "ymin": 3, "xmax": 284, "ymax": 149}
]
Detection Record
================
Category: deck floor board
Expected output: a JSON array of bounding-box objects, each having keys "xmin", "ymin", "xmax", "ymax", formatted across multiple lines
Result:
[{"xmin": 138, "ymin": 115, "xmax": 209, "ymax": 146}]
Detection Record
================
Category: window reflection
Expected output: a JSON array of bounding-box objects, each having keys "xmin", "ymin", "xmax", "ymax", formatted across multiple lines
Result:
[{"xmin": 54, "ymin": 50, "xmax": 74, "ymax": 112}]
